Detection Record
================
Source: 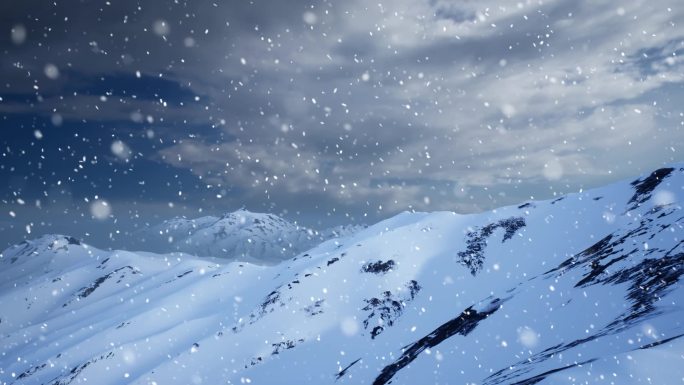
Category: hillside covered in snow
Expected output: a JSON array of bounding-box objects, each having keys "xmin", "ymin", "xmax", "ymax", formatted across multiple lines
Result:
[{"xmin": 1, "ymin": 165, "xmax": 683, "ymax": 385}]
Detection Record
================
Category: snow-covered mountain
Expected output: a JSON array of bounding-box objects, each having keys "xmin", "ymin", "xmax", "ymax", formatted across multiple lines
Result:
[
  {"xmin": 1, "ymin": 166, "xmax": 683, "ymax": 385},
  {"xmin": 128, "ymin": 209, "xmax": 363, "ymax": 264}
]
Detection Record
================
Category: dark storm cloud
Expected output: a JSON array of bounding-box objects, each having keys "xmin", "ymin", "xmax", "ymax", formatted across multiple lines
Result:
[{"xmin": 1, "ymin": 0, "xmax": 684, "ymax": 248}]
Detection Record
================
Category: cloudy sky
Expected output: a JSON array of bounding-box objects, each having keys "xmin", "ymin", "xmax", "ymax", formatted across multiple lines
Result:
[{"xmin": 1, "ymin": 0, "xmax": 683, "ymax": 248}]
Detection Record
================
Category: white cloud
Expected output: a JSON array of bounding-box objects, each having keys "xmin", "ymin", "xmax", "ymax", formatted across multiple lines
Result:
[{"xmin": 8, "ymin": 0, "xmax": 683, "ymax": 219}]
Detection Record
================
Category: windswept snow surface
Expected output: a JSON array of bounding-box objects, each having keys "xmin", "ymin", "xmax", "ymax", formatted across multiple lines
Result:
[{"xmin": 1, "ymin": 166, "xmax": 684, "ymax": 385}]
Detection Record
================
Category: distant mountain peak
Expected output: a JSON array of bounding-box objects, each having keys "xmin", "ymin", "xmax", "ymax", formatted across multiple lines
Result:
[{"xmin": 127, "ymin": 209, "xmax": 362, "ymax": 263}]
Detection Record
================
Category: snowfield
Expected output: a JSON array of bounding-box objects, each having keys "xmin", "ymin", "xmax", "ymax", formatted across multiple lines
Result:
[{"xmin": 1, "ymin": 166, "xmax": 683, "ymax": 385}]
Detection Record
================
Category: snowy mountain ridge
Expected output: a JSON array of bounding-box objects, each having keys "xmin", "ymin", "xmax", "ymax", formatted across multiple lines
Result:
[
  {"xmin": 1, "ymin": 165, "xmax": 683, "ymax": 385},
  {"xmin": 129, "ymin": 209, "xmax": 364, "ymax": 264}
]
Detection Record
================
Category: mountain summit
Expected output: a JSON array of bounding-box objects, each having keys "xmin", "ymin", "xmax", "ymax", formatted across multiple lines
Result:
[
  {"xmin": 1, "ymin": 166, "xmax": 683, "ymax": 385},
  {"xmin": 129, "ymin": 209, "xmax": 361, "ymax": 264}
]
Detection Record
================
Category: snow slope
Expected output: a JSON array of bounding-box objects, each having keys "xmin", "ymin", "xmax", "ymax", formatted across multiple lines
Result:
[
  {"xmin": 128, "ymin": 209, "xmax": 362, "ymax": 264},
  {"xmin": 1, "ymin": 166, "xmax": 683, "ymax": 385}
]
